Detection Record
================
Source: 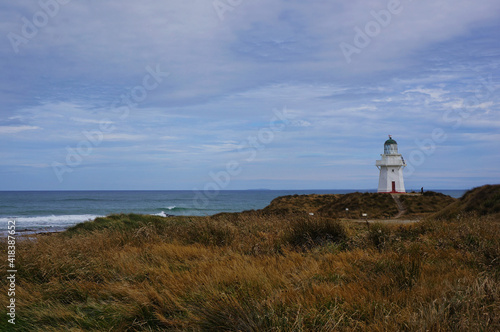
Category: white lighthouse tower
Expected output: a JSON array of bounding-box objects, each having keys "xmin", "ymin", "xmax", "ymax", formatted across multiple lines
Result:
[{"xmin": 376, "ymin": 135, "xmax": 406, "ymax": 193}]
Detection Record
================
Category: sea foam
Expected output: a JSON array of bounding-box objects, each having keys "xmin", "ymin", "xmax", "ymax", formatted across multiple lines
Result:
[{"xmin": 0, "ymin": 215, "xmax": 101, "ymax": 229}]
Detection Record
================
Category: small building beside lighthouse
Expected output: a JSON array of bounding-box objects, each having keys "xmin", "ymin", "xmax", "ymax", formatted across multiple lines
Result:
[{"xmin": 376, "ymin": 136, "xmax": 406, "ymax": 193}]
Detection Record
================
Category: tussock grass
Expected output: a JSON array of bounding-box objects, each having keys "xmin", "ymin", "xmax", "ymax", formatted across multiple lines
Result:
[
  {"xmin": 1, "ymin": 189, "xmax": 499, "ymax": 331},
  {"xmin": 284, "ymin": 217, "xmax": 347, "ymax": 250}
]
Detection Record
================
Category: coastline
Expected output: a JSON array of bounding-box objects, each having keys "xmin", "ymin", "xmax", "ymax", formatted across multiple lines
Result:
[
  {"xmin": 1, "ymin": 185, "xmax": 497, "ymax": 330},
  {"xmin": 0, "ymin": 189, "xmax": 467, "ymax": 234}
]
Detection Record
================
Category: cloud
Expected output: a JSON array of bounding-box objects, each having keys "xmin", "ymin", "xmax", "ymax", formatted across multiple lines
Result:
[
  {"xmin": 1, "ymin": 1, "xmax": 500, "ymax": 189},
  {"xmin": 103, "ymin": 133, "xmax": 148, "ymax": 142},
  {"xmin": 193, "ymin": 141, "xmax": 241, "ymax": 154},
  {"xmin": 18, "ymin": 163, "xmax": 50, "ymax": 168},
  {"xmin": 70, "ymin": 117, "xmax": 114, "ymax": 125},
  {"xmin": 0, "ymin": 125, "xmax": 40, "ymax": 134},
  {"xmin": 402, "ymin": 88, "xmax": 448, "ymax": 102},
  {"xmin": 461, "ymin": 133, "xmax": 500, "ymax": 142},
  {"xmin": 3, "ymin": 0, "xmax": 499, "ymax": 106}
]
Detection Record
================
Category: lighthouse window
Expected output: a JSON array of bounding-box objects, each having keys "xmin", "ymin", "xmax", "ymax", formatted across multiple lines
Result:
[{"xmin": 392, "ymin": 169, "xmax": 394, "ymax": 172}]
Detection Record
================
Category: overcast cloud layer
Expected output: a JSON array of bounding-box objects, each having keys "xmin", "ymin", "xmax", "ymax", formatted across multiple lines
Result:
[{"xmin": 1, "ymin": 0, "xmax": 499, "ymax": 190}]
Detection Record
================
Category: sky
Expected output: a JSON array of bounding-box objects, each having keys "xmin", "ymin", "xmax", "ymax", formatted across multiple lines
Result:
[{"xmin": 0, "ymin": 0, "xmax": 499, "ymax": 191}]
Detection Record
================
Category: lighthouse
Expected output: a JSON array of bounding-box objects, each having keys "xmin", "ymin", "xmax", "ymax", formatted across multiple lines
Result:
[{"xmin": 376, "ymin": 135, "xmax": 406, "ymax": 193}]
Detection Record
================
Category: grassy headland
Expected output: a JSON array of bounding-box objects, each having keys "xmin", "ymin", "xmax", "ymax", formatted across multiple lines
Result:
[
  {"xmin": 1, "ymin": 185, "xmax": 499, "ymax": 331},
  {"xmin": 262, "ymin": 191, "xmax": 456, "ymax": 219}
]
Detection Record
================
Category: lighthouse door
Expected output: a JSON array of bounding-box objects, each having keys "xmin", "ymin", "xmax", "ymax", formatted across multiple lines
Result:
[{"xmin": 392, "ymin": 181, "xmax": 396, "ymax": 192}]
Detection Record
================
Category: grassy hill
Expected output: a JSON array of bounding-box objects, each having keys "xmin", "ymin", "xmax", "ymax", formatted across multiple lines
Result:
[
  {"xmin": 262, "ymin": 192, "xmax": 399, "ymax": 218},
  {"xmin": 399, "ymin": 191, "xmax": 456, "ymax": 218},
  {"xmin": 0, "ymin": 186, "xmax": 498, "ymax": 331},
  {"xmin": 262, "ymin": 191, "xmax": 456, "ymax": 219},
  {"xmin": 434, "ymin": 184, "xmax": 500, "ymax": 219}
]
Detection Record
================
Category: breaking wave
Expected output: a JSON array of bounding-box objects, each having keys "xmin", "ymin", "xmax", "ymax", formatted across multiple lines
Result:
[{"xmin": 0, "ymin": 214, "xmax": 101, "ymax": 229}]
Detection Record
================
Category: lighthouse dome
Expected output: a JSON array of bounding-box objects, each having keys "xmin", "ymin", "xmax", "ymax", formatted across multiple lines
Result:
[
  {"xmin": 384, "ymin": 136, "xmax": 398, "ymax": 154},
  {"xmin": 384, "ymin": 138, "xmax": 397, "ymax": 145}
]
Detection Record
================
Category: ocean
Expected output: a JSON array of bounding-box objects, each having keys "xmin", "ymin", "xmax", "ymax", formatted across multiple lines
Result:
[{"xmin": 0, "ymin": 189, "xmax": 466, "ymax": 234}]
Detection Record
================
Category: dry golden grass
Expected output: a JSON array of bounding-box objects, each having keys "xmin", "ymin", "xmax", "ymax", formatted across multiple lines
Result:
[{"xmin": 1, "ymin": 193, "xmax": 499, "ymax": 331}]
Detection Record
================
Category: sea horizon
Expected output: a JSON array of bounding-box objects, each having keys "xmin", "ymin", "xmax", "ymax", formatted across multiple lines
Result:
[{"xmin": 0, "ymin": 188, "xmax": 471, "ymax": 191}]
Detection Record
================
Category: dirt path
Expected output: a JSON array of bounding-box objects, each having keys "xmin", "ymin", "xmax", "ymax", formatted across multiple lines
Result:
[
  {"xmin": 391, "ymin": 194, "xmax": 407, "ymax": 218},
  {"xmin": 349, "ymin": 218, "xmax": 419, "ymax": 224},
  {"xmin": 341, "ymin": 194, "xmax": 419, "ymax": 224}
]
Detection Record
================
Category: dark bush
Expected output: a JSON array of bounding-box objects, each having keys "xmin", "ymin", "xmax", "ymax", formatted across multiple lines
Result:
[
  {"xmin": 185, "ymin": 220, "xmax": 235, "ymax": 247},
  {"xmin": 368, "ymin": 222, "xmax": 392, "ymax": 250},
  {"xmin": 284, "ymin": 217, "xmax": 347, "ymax": 250}
]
